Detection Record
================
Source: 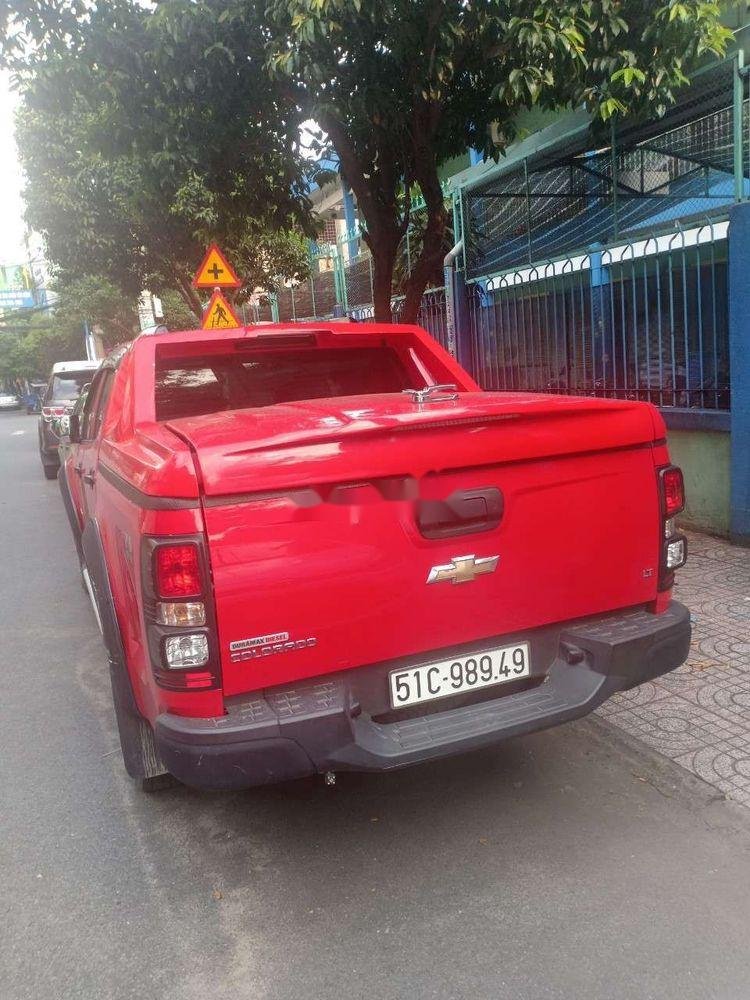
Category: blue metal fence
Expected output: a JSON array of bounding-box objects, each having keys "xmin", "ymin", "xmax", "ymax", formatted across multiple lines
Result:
[
  {"xmin": 349, "ymin": 286, "xmax": 450, "ymax": 351},
  {"xmin": 465, "ymin": 220, "xmax": 730, "ymax": 411}
]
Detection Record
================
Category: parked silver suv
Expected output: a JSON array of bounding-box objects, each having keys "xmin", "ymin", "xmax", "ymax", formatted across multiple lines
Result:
[{"xmin": 38, "ymin": 360, "xmax": 99, "ymax": 479}]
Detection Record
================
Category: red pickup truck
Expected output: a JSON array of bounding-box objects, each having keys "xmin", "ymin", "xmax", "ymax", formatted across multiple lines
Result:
[{"xmin": 59, "ymin": 322, "xmax": 690, "ymax": 791}]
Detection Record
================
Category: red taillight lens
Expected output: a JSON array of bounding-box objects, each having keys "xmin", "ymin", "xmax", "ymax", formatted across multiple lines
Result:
[
  {"xmin": 154, "ymin": 544, "xmax": 202, "ymax": 599},
  {"xmin": 42, "ymin": 405, "xmax": 66, "ymax": 422},
  {"xmin": 661, "ymin": 466, "xmax": 685, "ymax": 517}
]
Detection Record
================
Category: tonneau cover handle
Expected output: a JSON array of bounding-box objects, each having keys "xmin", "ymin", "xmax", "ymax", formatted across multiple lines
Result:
[{"xmin": 417, "ymin": 486, "xmax": 504, "ymax": 539}]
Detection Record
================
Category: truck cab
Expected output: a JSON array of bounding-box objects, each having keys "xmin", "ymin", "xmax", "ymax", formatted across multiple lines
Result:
[{"xmin": 59, "ymin": 323, "xmax": 690, "ymax": 791}]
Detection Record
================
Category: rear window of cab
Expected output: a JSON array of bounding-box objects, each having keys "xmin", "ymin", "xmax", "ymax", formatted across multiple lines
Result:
[
  {"xmin": 154, "ymin": 346, "xmax": 415, "ymax": 422},
  {"xmin": 48, "ymin": 372, "xmax": 92, "ymax": 402}
]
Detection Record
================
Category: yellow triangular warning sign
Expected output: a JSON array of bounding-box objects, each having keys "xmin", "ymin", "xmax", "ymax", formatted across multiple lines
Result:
[
  {"xmin": 192, "ymin": 243, "xmax": 242, "ymax": 289},
  {"xmin": 201, "ymin": 290, "xmax": 242, "ymax": 330}
]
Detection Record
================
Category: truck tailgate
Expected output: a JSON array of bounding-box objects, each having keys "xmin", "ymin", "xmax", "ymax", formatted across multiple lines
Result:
[{"xmin": 168, "ymin": 393, "xmax": 663, "ymax": 696}]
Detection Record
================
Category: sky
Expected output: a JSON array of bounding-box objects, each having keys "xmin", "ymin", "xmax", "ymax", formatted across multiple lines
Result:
[{"xmin": 0, "ymin": 71, "xmax": 29, "ymax": 267}]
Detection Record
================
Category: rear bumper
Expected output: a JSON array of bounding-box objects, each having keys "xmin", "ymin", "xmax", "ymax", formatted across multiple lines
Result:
[{"xmin": 155, "ymin": 601, "xmax": 690, "ymax": 790}]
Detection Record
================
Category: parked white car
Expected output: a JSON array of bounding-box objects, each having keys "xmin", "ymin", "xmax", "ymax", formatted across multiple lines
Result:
[{"xmin": 0, "ymin": 392, "xmax": 21, "ymax": 410}]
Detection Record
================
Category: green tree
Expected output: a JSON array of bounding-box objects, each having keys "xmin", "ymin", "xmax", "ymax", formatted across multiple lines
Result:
[
  {"xmin": 0, "ymin": 275, "xmax": 137, "ymax": 379},
  {"xmin": 0, "ymin": 306, "xmax": 74, "ymax": 380},
  {"xmin": 4, "ymin": 1, "xmax": 730, "ymax": 324},
  {"xmin": 52, "ymin": 276, "xmax": 139, "ymax": 346},
  {"xmin": 4, "ymin": 0, "xmax": 317, "ymax": 317},
  {"xmin": 158, "ymin": 289, "xmax": 200, "ymax": 332},
  {"xmin": 264, "ymin": 0, "xmax": 729, "ymax": 321}
]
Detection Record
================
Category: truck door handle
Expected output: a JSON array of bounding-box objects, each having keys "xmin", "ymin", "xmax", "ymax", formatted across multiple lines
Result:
[
  {"xmin": 82, "ymin": 471, "xmax": 96, "ymax": 486},
  {"xmin": 417, "ymin": 487, "xmax": 504, "ymax": 539}
]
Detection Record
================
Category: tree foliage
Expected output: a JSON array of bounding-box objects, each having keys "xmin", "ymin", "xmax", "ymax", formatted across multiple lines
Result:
[
  {"xmin": 0, "ymin": 311, "xmax": 56, "ymax": 382},
  {"xmin": 157, "ymin": 289, "xmax": 201, "ymax": 333},
  {"xmin": 53, "ymin": 276, "xmax": 140, "ymax": 345},
  {"xmin": 0, "ymin": 276, "xmax": 138, "ymax": 379},
  {"xmin": 2, "ymin": 1, "xmax": 731, "ymax": 325},
  {"xmin": 264, "ymin": 0, "xmax": 729, "ymax": 320},
  {"xmin": 4, "ymin": 0, "xmax": 317, "ymax": 316}
]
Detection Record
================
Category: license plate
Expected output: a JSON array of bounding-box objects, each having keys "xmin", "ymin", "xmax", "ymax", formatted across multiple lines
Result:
[{"xmin": 389, "ymin": 642, "xmax": 531, "ymax": 709}]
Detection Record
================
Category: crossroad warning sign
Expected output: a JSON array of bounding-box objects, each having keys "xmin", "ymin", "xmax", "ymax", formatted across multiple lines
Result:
[
  {"xmin": 192, "ymin": 243, "xmax": 241, "ymax": 289},
  {"xmin": 201, "ymin": 289, "xmax": 242, "ymax": 330}
]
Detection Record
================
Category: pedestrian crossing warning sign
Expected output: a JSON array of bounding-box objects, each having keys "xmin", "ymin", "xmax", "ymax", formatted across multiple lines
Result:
[
  {"xmin": 192, "ymin": 243, "xmax": 242, "ymax": 289},
  {"xmin": 201, "ymin": 289, "xmax": 242, "ymax": 330}
]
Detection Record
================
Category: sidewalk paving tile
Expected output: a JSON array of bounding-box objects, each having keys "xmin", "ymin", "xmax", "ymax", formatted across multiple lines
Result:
[{"xmin": 597, "ymin": 531, "xmax": 750, "ymax": 807}]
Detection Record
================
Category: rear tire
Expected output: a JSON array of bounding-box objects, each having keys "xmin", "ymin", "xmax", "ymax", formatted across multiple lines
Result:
[{"xmin": 81, "ymin": 525, "xmax": 176, "ymax": 794}]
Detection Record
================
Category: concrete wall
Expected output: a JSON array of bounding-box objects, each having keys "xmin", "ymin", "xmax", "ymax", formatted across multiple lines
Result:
[{"xmin": 667, "ymin": 429, "xmax": 731, "ymax": 537}]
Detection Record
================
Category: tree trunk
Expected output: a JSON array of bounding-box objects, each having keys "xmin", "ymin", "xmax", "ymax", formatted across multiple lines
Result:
[
  {"xmin": 364, "ymin": 219, "xmax": 401, "ymax": 323},
  {"xmin": 317, "ymin": 111, "xmax": 407, "ymax": 324},
  {"xmin": 174, "ymin": 272, "xmax": 204, "ymax": 318},
  {"xmin": 400, "ymin": 200, "xmax": 449, "ymax": 324},
  {"xmin": 402, "ymin": 105, "xmax": 449, "ymax": 325},
  {"xmin": 371, "ymin": 244, "xmax": 398, "ymax": 322}
]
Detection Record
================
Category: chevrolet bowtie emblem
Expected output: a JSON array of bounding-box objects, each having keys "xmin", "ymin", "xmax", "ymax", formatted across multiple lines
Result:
[{"xmin": 427, "ymin": 554, "xmax": 500, "ymax": 585}]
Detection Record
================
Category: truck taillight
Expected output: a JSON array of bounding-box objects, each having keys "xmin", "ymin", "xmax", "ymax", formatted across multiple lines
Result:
[
  {"xmin": 661, "ymin": 466, "xmax": 685, "ymax": 518},
  {"xmin": 156, "ymin": 601, "xmax": 206, "ymax": 626},
  {"xmin": 154, "ymin": 544, "xmax": 202, "ymax": 598},
  {"xmin": 164, "ymin": 633, "xmax": 209, "ymax": 668},
  {"xmin": 658, "ymin": 465, "xmax": 687, "ymax": 590},
  {"xmin": 143, "ymin": 537, "xmax": 221, "ymax": 691}
]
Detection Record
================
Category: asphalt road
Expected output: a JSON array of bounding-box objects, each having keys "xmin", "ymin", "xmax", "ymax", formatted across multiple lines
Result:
[{"xmin": 2, "ymin": 408, "xmax": 750, "ymax": 1000}]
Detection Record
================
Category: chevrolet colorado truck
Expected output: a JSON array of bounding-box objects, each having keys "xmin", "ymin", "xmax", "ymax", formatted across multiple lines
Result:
[{"xmin": 59, "ymin": 322, "xmax": 690, "ymax": 791}]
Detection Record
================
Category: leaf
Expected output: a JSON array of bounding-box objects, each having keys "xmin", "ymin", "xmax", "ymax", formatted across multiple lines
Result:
[
  {"xmin": 669, "ymin": 3, "xmax": 689, "ymax": 22},
  {"xmin": 600, "ymin": 95, "xmax": 627, "ymax": 120},
  {"xmin": 612, "ymin": 67, "xmax": 646, "ymax": 87}
]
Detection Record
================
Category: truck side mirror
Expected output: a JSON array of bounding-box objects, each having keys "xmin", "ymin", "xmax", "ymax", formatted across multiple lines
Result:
[{"xmin": 69, "ymin": 413, "xmax": 82, "ymax": 444}]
